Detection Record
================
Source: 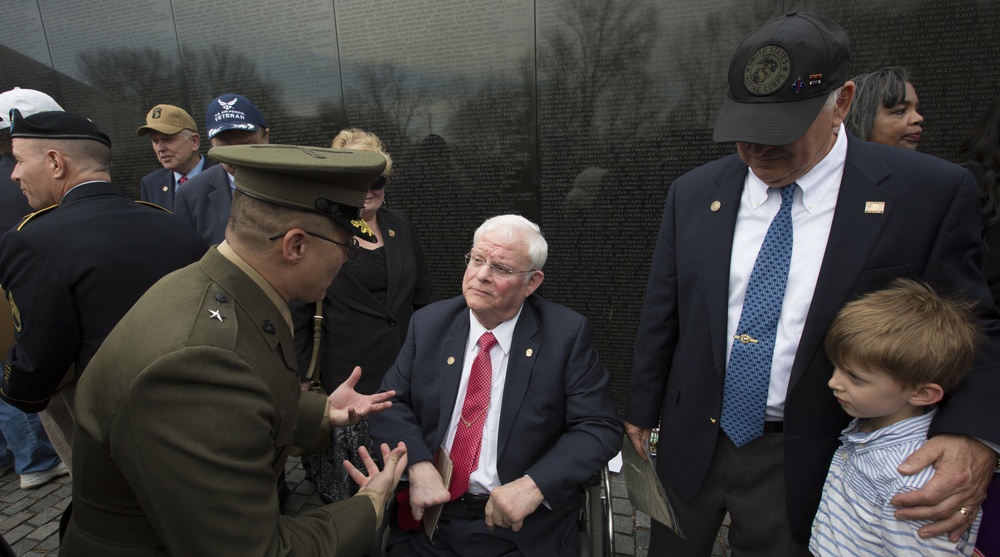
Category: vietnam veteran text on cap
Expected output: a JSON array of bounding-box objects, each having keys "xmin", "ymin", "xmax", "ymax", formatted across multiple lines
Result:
[
  {"xmin": 208, "ymin": 144, "xmax": 385, "ymax": 243},
  {"xmin": 9, "ymin": 110, "xmax": 112, "ymax": 148},
  {"xmin": 713, "ymin": 12, "xmax": 851, "ymax": 146},
  {"xmin": 137, "ymin": 104, "xmax": 198, "ymax": 136}
]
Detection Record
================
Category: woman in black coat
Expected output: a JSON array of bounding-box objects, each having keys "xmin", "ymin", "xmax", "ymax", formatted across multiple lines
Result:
[{"xmin": 956, "ymin": 94, "xmax": 1000, "ymax": 557}]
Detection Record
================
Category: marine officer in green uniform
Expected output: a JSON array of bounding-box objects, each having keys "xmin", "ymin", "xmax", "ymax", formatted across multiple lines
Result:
[{"xmin": 60, "ymin": 144, "xmax": 408, "ymax": 557}]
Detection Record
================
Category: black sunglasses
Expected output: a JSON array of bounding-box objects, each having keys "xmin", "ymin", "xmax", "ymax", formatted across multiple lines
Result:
[{"xmin": 370, "ymin": 175, "xmax": 388, "ymax": 191}]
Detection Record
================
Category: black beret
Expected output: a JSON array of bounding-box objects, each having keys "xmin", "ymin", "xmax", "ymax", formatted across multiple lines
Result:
[{"xmin": 9, "ymin": 109, "xmax": 111, "ymax": 147}]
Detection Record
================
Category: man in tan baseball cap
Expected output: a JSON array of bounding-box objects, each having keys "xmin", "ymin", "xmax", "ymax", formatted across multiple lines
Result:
[{"xmin": 136, "ymin": 104, "xmax": 214, "ymax": 210}]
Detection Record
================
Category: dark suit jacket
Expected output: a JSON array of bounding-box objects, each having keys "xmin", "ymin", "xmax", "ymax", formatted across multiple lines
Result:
[
  {"xmin": 63, "ymin": 248, "xmax": 376, "ymax": 556},
  {"xmin": 139, "ymin": 156, "xmax": 215, "ymax": 211},
  {"xmin": 0, "ymin": 182, "xmax": 207, "ymax": 412},
  {"xmin": 172, "ymin": 164, "xmax": 230, "ymax": 247},
  {"xmin": 370, "ymin": 294, "xmax": 623, "ymax": 557},
  {"xmin": 292, "ymin": 207, "xmax": 435, "ymax": 394},
  {"xmin": 627, "ymin": 135, "xmax": 1000, "ymax": 543},
  {"xmin": 0, "ymin": 155, "xmax": 32, "ymax": 230}
]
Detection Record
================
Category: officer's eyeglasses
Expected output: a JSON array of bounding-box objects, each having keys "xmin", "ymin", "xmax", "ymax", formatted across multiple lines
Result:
[{"xmin": 269, "ymin": 230, "xmax": 360, "ymax": 259}]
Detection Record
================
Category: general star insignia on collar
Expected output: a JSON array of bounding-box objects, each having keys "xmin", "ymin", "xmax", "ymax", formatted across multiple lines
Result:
[
  {"xmin": 865, "ymin": 201, "xmax": 885, "ymax": 214},
  {"xmin": 208, "ymin": 309, "xmax": 224, "ymax": 322}
]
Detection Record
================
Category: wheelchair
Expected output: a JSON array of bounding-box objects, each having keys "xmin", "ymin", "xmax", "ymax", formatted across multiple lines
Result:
[
  {"xmin": 577, "ymin": 466, "xmax": 614, "ymax": 557},
  {"xmin": 378, "ymin": 466, "xmax": 615, "ymax": 557}
]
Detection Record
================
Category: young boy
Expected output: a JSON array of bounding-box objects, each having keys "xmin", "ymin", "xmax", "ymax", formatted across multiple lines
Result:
[{"xmin": 810, "ymin": 278, "xmax": 984, "ymax": 556}]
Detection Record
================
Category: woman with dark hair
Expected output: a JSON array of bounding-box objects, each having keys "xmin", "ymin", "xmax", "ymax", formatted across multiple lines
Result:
[
  {"xmin": 955, "ymin": 94, "xmax": 1000, "ymax": 557},
  {"xmin": 958, "ymin": 95, "xmax": 1000, "ymax": 302},
  {"xmin": 845, "ymin": 66, "xmax": 924, "ymax": 149}
]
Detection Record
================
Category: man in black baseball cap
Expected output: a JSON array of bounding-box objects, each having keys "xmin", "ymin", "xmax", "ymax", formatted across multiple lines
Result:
[{"xmin": 626, "ymin": 11, "xmax": 999, "ymax": 555}]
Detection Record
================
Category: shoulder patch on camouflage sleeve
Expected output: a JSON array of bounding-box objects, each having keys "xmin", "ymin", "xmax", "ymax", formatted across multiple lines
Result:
[{"xmin": 15, "ymin": 205, "xmax": 57, "ymax": 231}]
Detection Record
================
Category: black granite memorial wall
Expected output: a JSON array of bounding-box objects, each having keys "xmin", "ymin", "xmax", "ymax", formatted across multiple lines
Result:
[{"xmin": 2, "ymin": 0, "xmax": 998, "ymax": 408}]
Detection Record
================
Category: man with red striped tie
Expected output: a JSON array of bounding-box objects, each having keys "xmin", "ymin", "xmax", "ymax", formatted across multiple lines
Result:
[{"xmin": 370, "ymin": 214, "xmax": 623, "ymax": 557}]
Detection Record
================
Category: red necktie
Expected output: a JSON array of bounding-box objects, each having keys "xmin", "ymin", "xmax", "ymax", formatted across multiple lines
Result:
[
  {"xmin": 177, "ymin": 176, "xmax": 188, "ymax": 186},
  {"xmin": 449, "ymin": 332, "xmax": 497, "ymax": 500}
]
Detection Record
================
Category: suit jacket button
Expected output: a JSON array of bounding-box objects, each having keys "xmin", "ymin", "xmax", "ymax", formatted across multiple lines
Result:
[{"xmin": 387, "ymin": 318, "xmax": 397, "ymax": 326}]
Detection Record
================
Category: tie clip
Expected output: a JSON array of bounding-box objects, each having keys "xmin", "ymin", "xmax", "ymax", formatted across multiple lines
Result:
[{"xmin": 734, "ymin": 334, "xmax": 758, "ymax": 344}]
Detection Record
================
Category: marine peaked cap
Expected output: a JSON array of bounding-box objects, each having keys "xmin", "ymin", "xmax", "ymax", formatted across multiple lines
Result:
[{"xmin": 208, "ymin": 144, "xmax": 386, "ymax": 242}]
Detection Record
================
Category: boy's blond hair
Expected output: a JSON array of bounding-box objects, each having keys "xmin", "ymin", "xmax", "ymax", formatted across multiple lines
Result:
[{"xmin": 824, "ymin": 278, "xmax": 982, "ymax": 391}]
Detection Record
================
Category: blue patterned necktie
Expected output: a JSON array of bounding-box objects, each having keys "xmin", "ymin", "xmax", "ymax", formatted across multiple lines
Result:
[{"xmin": 721, "ymin": 183, "xmax": 796, "ymax": 447}]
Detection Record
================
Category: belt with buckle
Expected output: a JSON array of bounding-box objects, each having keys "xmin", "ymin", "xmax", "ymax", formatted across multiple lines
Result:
[
  {"xmin": 763, "ymin": 421, "xmax": 783, "ymax": 433},
  {"xmin": 456, "ymin": 492, "xmax": 490, "ymax": 511}
]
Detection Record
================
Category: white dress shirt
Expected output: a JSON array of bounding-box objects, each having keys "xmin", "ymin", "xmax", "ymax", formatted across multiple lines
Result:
[
  {"xmin": 726, "ymin": 125, "xmax": 847, "ymax": 420},
  {"xmin": 443, "ymin": 306, "xmax": 523, "ymax": 494}
]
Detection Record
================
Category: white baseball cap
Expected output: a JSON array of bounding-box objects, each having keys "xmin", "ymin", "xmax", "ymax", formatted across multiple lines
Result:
[{"xmin": 0, "ymin": 87, "xmax": 63, "ymax": 130}]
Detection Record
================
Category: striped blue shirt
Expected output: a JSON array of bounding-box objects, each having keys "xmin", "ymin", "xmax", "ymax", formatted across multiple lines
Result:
[{"xmin": 809, "ymin": 409, "xmax": 980, "ymax": 556}]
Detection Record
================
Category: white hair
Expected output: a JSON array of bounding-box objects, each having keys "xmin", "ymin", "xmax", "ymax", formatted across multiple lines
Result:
[{"xmin": 472, "ymin": 214, "xmax": 547, "ymax": 270}]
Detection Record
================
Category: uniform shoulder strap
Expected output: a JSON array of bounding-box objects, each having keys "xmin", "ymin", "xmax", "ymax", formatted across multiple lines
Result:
[{"xmin": 15, "ymin": 205, "xmax": 57, "ymax": 231}]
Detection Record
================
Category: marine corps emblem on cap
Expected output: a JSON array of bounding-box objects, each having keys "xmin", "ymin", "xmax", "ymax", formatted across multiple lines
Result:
[
  {"xmin": 351, "ymin": 219, "xmax": 375, "ymax": 238},
  {"xmin": 744, "ymin": 45, "xmax": 791, "ymax": 96}
]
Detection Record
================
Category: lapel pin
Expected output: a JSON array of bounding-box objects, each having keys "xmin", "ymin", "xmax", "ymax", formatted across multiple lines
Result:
[
  {"xmin": 710, "ymin": 201, "xmax": 721, "ymax": 212},
  {"xmin": 790, "ymin": 76, "xmax": 805, "ymax": 93},
  {"xmin": 525, "ymin": 348, "xmax": 533, "ymax": 357},
  {"xmin": 162, "ymin": 185, "xmax": 169, "ymax": 192},
  {"xmin": 389, "ymin": 229, "xmax": 396, "ymax": 237},
  {"xmin": 710, "ymin": 417, "xmax": 718, "ymax": 424},
  {"xmin": 865, "ymin": 201, "xmax": 885, "ymax": 214},
  {"xmin": 208, "ymin": 309, "xmax": 224, "ymax": 322},
  {"xmin": 447, "ymin": 356, "xmax": 455, "ymax": 365}
]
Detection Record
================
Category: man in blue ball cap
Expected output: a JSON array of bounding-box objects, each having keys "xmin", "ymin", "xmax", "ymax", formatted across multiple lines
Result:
[{"xmin": 173, "ymin": 93, "xmax": 270, "ymax": 246}]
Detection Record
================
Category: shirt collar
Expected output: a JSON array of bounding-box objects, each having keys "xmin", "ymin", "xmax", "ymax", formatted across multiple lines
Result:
[
  {"xmin": 216, "ymin": 240, "xmax": 294, "ymax": 334},
  {"xmin": 173, "ymin": 155, "xmax": 206, "ymax": 185},
  {"xmin": 745, "ymin": 123, "xmax": 848, "ymax": 213},
  {"xmin": 467, "ymin": 305, "xmax": 523, "ymax": 356},
  {"xmin": 841, "ymin": 407, "xmax": 937, "ymax": 446},
  {"xmin": 61, "ymin": 180, "xmax": 108, "ymax": 202}
]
